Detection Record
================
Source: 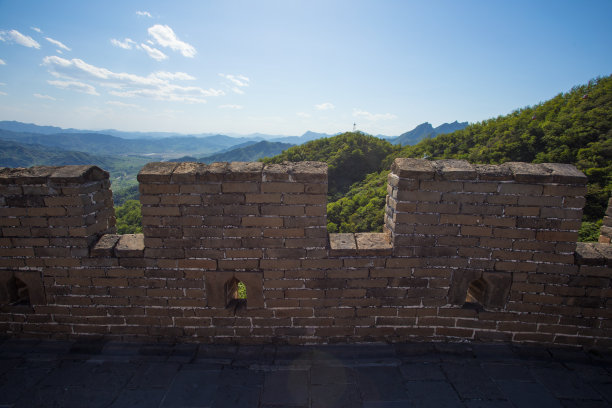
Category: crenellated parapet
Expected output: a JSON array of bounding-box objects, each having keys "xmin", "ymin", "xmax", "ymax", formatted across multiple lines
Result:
[{"xmin": 0, "ymin": 159, "xmax": 610, "ymax": 348}]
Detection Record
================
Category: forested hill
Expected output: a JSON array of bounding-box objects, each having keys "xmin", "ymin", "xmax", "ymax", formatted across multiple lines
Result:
[
  {"xmin": 280, "ymin": 75, "xmax": 610, "ymax": 236},
  {"xmin": 397, "ymin": 75, "xmax": 611, "ymax": 220},
  {"xmin": 262, "ymin": 132, "xmax": 397, "ymax": 199}
]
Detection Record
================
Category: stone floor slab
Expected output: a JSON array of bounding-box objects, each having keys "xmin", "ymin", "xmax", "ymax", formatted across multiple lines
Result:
[
  {"xmin": 482, "ymin": 362, "xmax": 535, "ymax": 381},
  {"xmin": 210, "ymin": 383, "xmax": 262, "ymax": 408},
  {"xmin": 161, "ymin": 369, "xmax": 220, "ymax": 408},
  {"xmin": 356, "ymin": 366, "xmax": 409, "ymax": 401},
  {"xmin": 310, "ymin": 365, "xmax": 356, "ymax": 385},
  {"xmin": 262, "ymin": 369, "xmax": 309, "ymax": 406},
  {"xmin": 127, "ymin": 362, "xmax": 181, "ymax": 389},
  {"xmin": 497, "ymin": 380, "xmax": 562, "ymax": 407},
  {"xmin": 110, "ymin": 388, "xmax": 167, "ymax": 408},
  {"xmin": 400, "ymin": 362, "xmax": 446, "ymax": 381},
  {"xmin": 531, "ymin": 367, "xmax": 601, "ymax": 400},
  {"xmin": 311, "ymin": 383, "xmax": 361, "ymax": 408},
  {"xmin": 403, "ymin": 380, "xmax": 463, "ymax": 408},
  {"xmin": 442, "ymin": 362, "xmax": 504, "ymax": 400}
]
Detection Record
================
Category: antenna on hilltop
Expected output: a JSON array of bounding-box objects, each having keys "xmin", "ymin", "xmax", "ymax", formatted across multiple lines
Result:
[{"xmin": 353, "ymin": 122, "xmax": 356, "ymax": 132}]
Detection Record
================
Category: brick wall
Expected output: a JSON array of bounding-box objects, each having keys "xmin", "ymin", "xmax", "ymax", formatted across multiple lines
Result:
[{"xmin": 1, "ymin": 159, "xmax": 610, "ymax": 348}]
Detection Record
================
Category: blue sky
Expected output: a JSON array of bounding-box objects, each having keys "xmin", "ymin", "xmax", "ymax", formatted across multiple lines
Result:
[{"xmin": 0, "ymin": 0, "xmax": 611, "ymax": 136}]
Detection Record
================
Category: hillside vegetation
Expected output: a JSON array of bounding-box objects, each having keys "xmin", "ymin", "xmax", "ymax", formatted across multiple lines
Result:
[
  {"xmin": 262, "ymin": 132, "xmax": 397, "ymax": 199},
  {"xmin": 320, "ymin": 77, "xmax": 612, "ymax": 236}
]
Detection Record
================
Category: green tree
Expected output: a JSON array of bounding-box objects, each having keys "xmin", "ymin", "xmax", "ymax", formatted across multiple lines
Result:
[{"xmin": 115, "ymin": 200, "xmax": 142, "ymax": 234}]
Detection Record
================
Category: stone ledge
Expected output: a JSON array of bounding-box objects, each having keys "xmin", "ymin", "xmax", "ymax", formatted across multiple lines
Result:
[
  {"xmin": 90, "ymin": 234, "xmax": 144, "ymax": 258},
  {"xmin": 137, "ymin": 162, "xmax": 179, "ymax": 183},
  {"xmin": 115, "ymin": 234, "xmax": 145, "ymax": 258},
  {"xmin": 91, "ymin": 234, "xmax": 121, "ymax": 257},
  {"xmin": 138, "ymin": 161, "xmax": 329, "ymax": 184},
  {"xmin": 355, "ymin": 232, "xmax": 392, "ymax": 256},
  {"xmin": 575, "ymin": 242, "xmax": 612, "ymax": 266},
  {"xmin": 0, "ymin": 165, "xmax": 108, "ymax": 185},
  {"xmin": 391, "ymin": 158, "xmax": 587, "ymax": 185},
  {"xmin": 329, "ymin": 232, "xmax": 392, "ymax": 256},
  {"xmin": 329, "ymin": 233, "xmax": 357, "ymax": 256}
]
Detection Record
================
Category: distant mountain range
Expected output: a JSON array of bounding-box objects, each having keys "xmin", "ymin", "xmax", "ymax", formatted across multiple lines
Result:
[
  {"xmin": 0, "ymin": 120, "xmax": 333, "ymax": 142},
  {"xmin": 170, "ymin": 141, "xmax": 295, "ymax": 163},
  {"xmin": 0, "ymin": 139, "xmax": 149, "ymax": 177},
  {"xmin": 392, "ymin": 121, "xmax": 468, "ymax": 145},
  {"xmin": 0, "ymin": 120, "xmax": 467, "ymax": 162}
]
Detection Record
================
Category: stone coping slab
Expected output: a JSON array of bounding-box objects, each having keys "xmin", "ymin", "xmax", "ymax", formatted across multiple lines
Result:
[
  {"xmin": 329, "ymin": 232, "xmax": 392, "ymax": 256},
  {"xmin": 0, "ymin": 165, "xmax": 109, "ymax": 184},
  {"xmin": 391, "ymin": 158, "xmax": 587, "ymax": 184},
  {"xmin": 576, "ymin": 242, "xmax": 612, "ymax": 266},
  {"xmin": 138, "ymin": 161, "xmax": 328, "ymax": 183}
]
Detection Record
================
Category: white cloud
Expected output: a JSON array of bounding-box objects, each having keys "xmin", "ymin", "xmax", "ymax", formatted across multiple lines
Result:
[
  {"xmin": 315, "ymin": 102, "xmax": 335, "ymax": 110},
  {"xmin": 0, "ymin": 58, "xmax": 5, "ymax": 65},
  {"xmin": 297, "ymin": 112, "xmax": 311, "ymax": 118},
  {"xmin": 140, "ymin": 43, "xmax": 168, "ymax": 61},
  {"xmin": 48, "ymin": 79, "xmax": 99, "ymax": 95},
  {"xmin": 136, "ymin": 11, "xmax": 152, "ymax": 18},
  {"xmin": 352, "ymin": 109, "xmax": 397, "ymax": 121},
  {"xmin": 31, "ymin": 27, "xmax": 42, "ymax": 33},
  {"xmin": 219, "ymin": 104, "xmax": 243, "ymax": 109},
  {"xmin": 111, "ymin": 38, "xmax": 137, "ymax": 50},
  {"xmin": 42, "ymin": 55, "xmax": 223, "ymax": 103},
  {"xmin": 0, "ymin": 91, "xmax": 7, "ymax": 96},
  {"xmin": 0, "ymin": 29, "xmax": 41, "ymax": 49},
  {"xmin": 34, "ymin": 93, "xmax": 56, "ymax": 100},
  {"xmin": 219, "ymin": 73, "xmax": 250, "ymax": 94},
  {"xmin": 106, "ymin": 100, "xmax": 140, "ymax": 109},
  {"xmin": 152, "ymin": 71, "xmax": 195, "ymax": 81},
  {"xmin": 148, "ymin": 24, "xmax": 196, "ymax": 58},
  {"xmin": 220, "ymin": 74, "xmax": 250, "ymax": 87},
  {"xmin": 45, "ymin": 37, "xmax": 71, "ymax": 51}
]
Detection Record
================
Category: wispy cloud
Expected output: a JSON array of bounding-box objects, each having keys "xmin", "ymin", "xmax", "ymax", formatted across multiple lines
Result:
[
  {"xmin": 136, "ymin": 11, "xmax": 152, "ymax": 18},
  {"xmin": 148, "ymin": 24, "xmax": 196, "ymax": 58},
  {"xmin": 48, "ymin": 79, "xmax": 99, "ymax": 95},
  {"xmin": 219, "ymin": 73, "xmax": 250, "ymax": 94},
  {"xmin": 0, "ymin": 29, "xmax": 41, "ymax": 49},
  {"xmin": 140, "ymin": 43, "xmax": 168, "ymax": 61},
  {"xmin": 31, "ymin": 27, "xmax": 42, "ymax": 33},
  {"xmin": 111, "ymin": 38, "xmax": 137, "ymax": 50},
  {"xmin": 219, "ymin": 104, "xmax": 243, "ymax": 109},
  {"xmin": 315, "ymin": 102, "xmax": 335, "ymax": 110},
  {"xmin": 34, "ymin": 93, "xmax": 56, "ymax": 100},
  {"xmin": 352, "ymin": 109, "xmax": 397, "ymax": 121},
  {"xmin": 297, "ymin": 112, "xmax": 311, "ymax": 118},
  {"xmin": 0, "ymin": 58, "xmax": 5, "ymax": 65},
  {"xmin": 152, "ymin": 71, "xmax": 195, "ymax": 81},
  {"xmin": 45, "ymin": 37, "xmax": 71, "ymax": 51},
  {"xmin": 0, "ymin": 91, "xmax": 7, "ymax": 96},
  {"xmin": 42, "ymin": 55, "xmax": 223, "ymax": 103}
]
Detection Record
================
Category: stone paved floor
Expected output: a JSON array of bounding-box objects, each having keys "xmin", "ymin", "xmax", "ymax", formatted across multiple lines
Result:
[{"xmin": 1, "ymin": 337, "xmax": 611, "ymax": 407}]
